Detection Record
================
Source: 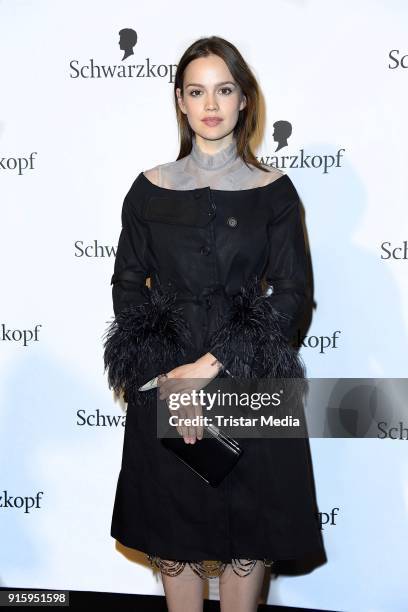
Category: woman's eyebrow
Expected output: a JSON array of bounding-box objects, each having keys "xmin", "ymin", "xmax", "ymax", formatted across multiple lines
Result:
[{"xmin": 185, "ymin": 81, "xmax": 237, "ymax": 88}]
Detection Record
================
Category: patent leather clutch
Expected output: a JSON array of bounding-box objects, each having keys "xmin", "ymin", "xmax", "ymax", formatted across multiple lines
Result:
[{"xmin": 160, "ymin": 424, "xmax": 243, "ymax": 488}]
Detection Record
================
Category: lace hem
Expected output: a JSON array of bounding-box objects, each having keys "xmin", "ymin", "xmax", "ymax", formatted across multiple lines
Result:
[{"xmin": 147, "ymin": 555, "xmax": 275, "ymax": 579}]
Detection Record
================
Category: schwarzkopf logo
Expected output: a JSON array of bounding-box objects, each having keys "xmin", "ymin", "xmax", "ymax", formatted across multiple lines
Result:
[
  {"xmin": 258, "ymin": 120, "xmax": 345, "ymax": 174},
  {"xmin": 74, "ymin": 240, "xmax": 116, "ymax": 257},
  {"xmin": 77, "ymin": 409, "xmax": 126, "ymax": 427},
  {"xmin": 69, "ymin": 28, "xmax": 176, "ymax": 83},
  {"xmin": 1, "ymin": 324, "xmax": 42, "ymax": 346},
  {"xmin": 0, "ymin": 152, "xmax": 38, "ymax": 176},
  {"xmin": 295, "ymin": 330, "xmax": 342, "ymax": 353},
  {"xmin": 0, "ymin": 491, "xmax": 44, "ymax": 513},
  {"xmin": 388, "ymin": 49, "xmax": 408, "ymax": 68}
]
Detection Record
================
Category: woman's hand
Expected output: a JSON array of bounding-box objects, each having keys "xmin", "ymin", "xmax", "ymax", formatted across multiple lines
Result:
[{"xmin": 158, "ymin": 353, "xmax": 222, "ymax": 444}]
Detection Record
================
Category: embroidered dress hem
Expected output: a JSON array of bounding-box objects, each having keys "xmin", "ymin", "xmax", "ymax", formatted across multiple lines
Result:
[{"xmin": 146, "ymin": 554, "xmax": 275, "ymax": 578}]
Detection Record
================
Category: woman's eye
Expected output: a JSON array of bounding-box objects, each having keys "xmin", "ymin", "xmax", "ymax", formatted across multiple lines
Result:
[{"xmin": 189, "ymin": 87, "xmax": 234, "ymax": 97}]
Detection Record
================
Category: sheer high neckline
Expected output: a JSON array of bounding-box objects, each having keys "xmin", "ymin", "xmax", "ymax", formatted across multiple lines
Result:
[{"xmin": 190, "ymin": 136, "xmax": 238, "ymax": 170}]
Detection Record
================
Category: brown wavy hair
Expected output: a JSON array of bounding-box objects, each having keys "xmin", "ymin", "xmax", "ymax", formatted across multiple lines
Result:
[{"xmin": 174, "ymin": 36, "xmax": 268, "ymax": 172}]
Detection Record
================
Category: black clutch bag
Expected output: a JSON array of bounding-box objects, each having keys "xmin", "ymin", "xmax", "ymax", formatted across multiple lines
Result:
[{"xmin": 160, "ymin": 424, "xmax": 244, "ymax": 488}]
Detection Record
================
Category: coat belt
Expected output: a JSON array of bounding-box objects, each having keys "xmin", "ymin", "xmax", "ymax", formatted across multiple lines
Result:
[
  {"xmin": 111, "ymin": 270, "xmax": 306, "ymax": 310},
  {"xmin": 157, "ymin": 279, "xmax": 305, "ymax": 310}
]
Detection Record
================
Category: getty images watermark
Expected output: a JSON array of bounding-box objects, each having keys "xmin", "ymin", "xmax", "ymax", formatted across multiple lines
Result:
[{"xmin": 153, "ymin": 377, "xmax": 408, "ymax": 439}]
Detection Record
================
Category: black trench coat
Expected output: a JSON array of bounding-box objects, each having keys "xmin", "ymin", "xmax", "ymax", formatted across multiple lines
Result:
[{"xmin": 103, "ymin": 171, "xmax": 327, "ymax": 572}]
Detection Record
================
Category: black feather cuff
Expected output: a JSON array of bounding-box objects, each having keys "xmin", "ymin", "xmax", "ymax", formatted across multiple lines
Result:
[
  {"xmin": 102, "ymin": 288, "xmax": 193, "ymax": 404},
  {"xmin": 207, "ymin": 277, "xmax": 306, "ymax": 381}
]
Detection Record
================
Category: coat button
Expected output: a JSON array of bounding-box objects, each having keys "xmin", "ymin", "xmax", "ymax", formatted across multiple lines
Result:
[
  {"xmin": 227, "ymin": 216, "xmax": 238, "ymax": 227},
  {"xmin": 200, "ymin": 246, "xmax": 211, "ymax": 255}
]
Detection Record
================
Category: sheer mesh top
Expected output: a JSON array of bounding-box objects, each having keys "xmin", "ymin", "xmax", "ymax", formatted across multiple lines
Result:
[{"xmin": 143, "ymin": 134, "xmax": 284, "ymax": 190}]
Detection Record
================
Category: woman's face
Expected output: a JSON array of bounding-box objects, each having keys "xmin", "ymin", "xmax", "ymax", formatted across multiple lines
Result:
[{"xmin": 176, "ymin": 54, "xmax": 246, "ymax": 146}]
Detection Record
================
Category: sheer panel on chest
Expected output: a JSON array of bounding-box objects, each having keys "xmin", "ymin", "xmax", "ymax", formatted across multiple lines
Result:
[{"xmin": 143, "ymin": 137, "xmax": 284, "ymax": 191}]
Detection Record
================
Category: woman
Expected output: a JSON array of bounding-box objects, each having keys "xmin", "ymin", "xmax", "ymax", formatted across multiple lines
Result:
[{"xmin": 103, "ymin": 36, "xmax": 327, "ymax": 612}]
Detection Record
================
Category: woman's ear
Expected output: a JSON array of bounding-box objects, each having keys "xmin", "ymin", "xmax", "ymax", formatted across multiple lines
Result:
[
  {"xmin": 176, "ymin": 87, "xmax": 187, "ymax": 114},
  {"xmin": 239, "ymin": 94, "xmax": 247, "ymax": 112}
]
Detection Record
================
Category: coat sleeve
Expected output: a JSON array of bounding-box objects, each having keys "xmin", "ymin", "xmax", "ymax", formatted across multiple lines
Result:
[
  {"xmin": 102, "ymin": 177, "xmax": 193, "ymax": 402},
  {"xmin": 207, "ymin": 185, "xmax": 308, "ymax": 380},
  {"xmin": 110, "ymin": 185, "xmax": 151, "ymax": 316},
  {"xmin": 262, "ymin": 194, "xmax": 308, "ymax": 342}
]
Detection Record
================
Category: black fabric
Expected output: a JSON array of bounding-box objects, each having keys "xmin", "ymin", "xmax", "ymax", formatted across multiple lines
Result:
[{"xmin": 103, "ymin": 171, "xmax": 327, "ymax": 570}]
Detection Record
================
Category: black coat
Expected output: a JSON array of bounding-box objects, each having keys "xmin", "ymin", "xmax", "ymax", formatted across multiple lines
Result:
[{"xmin": 103, "ymin": 171, "xmax": 327, "ymax": 572}]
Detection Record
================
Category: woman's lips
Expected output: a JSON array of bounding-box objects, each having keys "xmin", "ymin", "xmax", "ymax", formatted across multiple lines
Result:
[{"xmin": 202, "ymin": 118, "xmax": 223, "ymax": 127}]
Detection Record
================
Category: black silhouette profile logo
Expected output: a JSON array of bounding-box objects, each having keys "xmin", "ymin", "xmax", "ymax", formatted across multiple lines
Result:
[
  {"xmin": 119, "ymin": 28, "xmax": 137, "ymax": 61},
  {"xmin": 272, "ymin": 120, "xmax": 292, "ymax": 151}
]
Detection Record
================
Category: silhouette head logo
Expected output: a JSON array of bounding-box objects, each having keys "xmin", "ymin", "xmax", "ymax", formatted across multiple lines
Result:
[
  {"xmin": 119, "ymin": 28, "xmax": 137, "ymax": 61},
  {"xmin": 272, "ymin": 120, "xmax": 292, "ymax": 152}
]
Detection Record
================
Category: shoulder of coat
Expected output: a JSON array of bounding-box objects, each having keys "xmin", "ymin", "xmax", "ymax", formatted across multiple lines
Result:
[
  {"xmin": 142, "ymin": 165, "xmax": 161, "ymax": 187},
  {"xmin": 142, "ymin": 158, "xmax": 185, "ymax": 188},
  {"xmin": 254, "ymin": 163, "xmax": 286, "ymax": 187},
  {"xmin": 257, "ymin": 165, "xmax": 299, "ymax": 205}
]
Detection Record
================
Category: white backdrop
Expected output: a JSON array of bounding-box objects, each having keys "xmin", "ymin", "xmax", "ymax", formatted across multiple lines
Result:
[{"xmin": 1, "ymin": 1, "xmax": 408, "ymax": 610}]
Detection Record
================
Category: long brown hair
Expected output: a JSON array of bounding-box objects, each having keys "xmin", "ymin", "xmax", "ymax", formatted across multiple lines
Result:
[{"xmin": 174, "ymin": 36, "xmax": 268, "ymax": 172}]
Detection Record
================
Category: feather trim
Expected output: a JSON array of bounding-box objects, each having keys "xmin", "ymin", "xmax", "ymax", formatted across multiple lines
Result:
[
  {"xmin": 208, "ymin": 275, "xmax": 306, "ymax": 381},
  {"xmin": 102, "ymin": 287, "xmax": 193, "ymax": 405}
]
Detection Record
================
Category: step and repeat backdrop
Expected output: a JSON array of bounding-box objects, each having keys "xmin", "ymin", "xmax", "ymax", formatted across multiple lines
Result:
[{"xmin": 1, "ymin": 1, "xmax": 407, "ymax": 611}]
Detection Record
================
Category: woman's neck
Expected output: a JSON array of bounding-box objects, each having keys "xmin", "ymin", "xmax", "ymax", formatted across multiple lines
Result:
[{"xmin": 190, "ymin": 136, "xmax": 238, "ymax": 171}]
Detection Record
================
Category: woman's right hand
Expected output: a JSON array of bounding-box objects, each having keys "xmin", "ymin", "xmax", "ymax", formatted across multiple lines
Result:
[
  {"xmin": 157, "ymin": 372, "xmax": 207, "ymax": 444},
  {"xmin": 174, "ymin": 395, "xmax": 204, "ymax": 444},
  {"xmin": 158, "ymin": 353, "xmax": 223, "ymax": 443}
]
